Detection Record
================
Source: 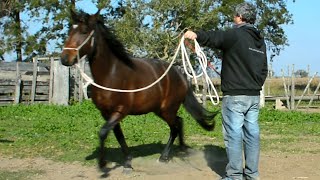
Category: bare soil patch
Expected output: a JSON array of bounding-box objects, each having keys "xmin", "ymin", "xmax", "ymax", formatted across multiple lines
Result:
[{"xmin": 1, "ymin": 148, "xmax": 320, "ymax": 180}]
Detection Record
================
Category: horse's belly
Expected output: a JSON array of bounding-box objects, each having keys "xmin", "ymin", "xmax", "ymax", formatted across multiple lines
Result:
[{"xmin": 91, "ymin": 90, "xmax": 160, "ymax": 115}]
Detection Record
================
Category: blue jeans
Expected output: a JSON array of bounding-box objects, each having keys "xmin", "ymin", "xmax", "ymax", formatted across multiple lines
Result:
[{"xmin": 221, "ymin": 95, "xmax": 260, "ymax": 180}]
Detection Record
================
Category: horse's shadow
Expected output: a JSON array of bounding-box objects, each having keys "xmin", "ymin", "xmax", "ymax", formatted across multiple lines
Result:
[
  {"xmin": 85, "ymin": 143, "xmax": 227, "ymax": 177},
  {"xmin": 85, "ymin": 142, "xmax": 167, "ymax": 163}
]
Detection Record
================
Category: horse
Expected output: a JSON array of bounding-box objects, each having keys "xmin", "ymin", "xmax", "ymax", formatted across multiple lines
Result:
[{"xmin": 60, "ymin": 10, "xmax": 217, "ymax": 171}]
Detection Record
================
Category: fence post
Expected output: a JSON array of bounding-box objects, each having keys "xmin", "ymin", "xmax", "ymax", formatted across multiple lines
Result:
[
  {"xmin": 308, "ymin": 81, "xmax": 320, "ymax": 109},
  {"xmin": 290, "ymin": 64, "xmax": 295, "ymax": 110},
  {"xmin": 52, "ymin": 58, "xmax": 69, "ymax": 105},
  {"xmin": 281, "ymin": 69, "xmax": 290, "ymax": 110},
  {"xmin": 307, "ymin": 65, "xmax": 310, "ymax": 95},
  {"xmin": 296, "ymin": 72, "xmax": 318, "ymax": 109},
  {"xmin": 14, "ymin": 61, "xmax": 22, "ymax": 104},
  {"xmin": 30, "ymin": 57, "xmax": 38, "ymax": 103},
  {"xmin": 202, "ymin": 76, "xmax": 207, "ymax": 108},
  {"xmin": 73, "ymin": 66, "xmax": 79, "ymax": 101},
  {"xmin": 79, "ymin": 60, "xmax": 84, "ymax": 102},
  {"xmin": 49, "ymin": 57, "xmax": 54, "ymax": 103},
  {"xmin": 260, "ymin": 84, "xmax": 265, "ymax": 108}
]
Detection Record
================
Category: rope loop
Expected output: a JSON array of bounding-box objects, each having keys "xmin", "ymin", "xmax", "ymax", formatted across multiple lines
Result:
[{"xmin": 64, "ymin": 35, "xmax": 220, "ymax": 105}]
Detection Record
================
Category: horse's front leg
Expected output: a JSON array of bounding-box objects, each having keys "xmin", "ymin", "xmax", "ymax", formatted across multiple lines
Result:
[
  {"xmin": 98, "ymin": 112, "xmax": 123, "ymax": 170},
  {"xmin": 113, "ymin": 124, "xmax": 133, "ymax": 173}
]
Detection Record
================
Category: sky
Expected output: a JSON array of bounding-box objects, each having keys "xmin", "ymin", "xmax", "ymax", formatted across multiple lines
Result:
[
  {"xmin": 271, "ymin": 0, "xmax": 319, "ymax": 76},
  {"xmin": 3, "ymin": 0, "xmax": 319, "ymax": 77}
]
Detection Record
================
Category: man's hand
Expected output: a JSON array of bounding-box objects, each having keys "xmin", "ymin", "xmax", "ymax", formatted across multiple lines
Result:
[{"xmin": 184, "ymin": 30, "xmax": 197, "ymax": 40}]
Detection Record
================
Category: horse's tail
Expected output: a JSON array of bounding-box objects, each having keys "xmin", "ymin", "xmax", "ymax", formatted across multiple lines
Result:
[{"xmin": 183, "ymin": 87, "xmax": 217, "ymax": 131}]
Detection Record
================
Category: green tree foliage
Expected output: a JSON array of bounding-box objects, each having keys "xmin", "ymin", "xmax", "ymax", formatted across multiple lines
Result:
[
  {"xmin": 294, "ymin": 69, "xmax": 308, "ymax": 78},
  {"xmin": 0, "ymin": 0, "xmax": 25, "ymax": 61},
  {"xmin": 99, "ymin": 0, "xmax": 295, "ymax": 62},
  {"xmin": 0, "ymin": 0, "xmax": 294, "ymax": 62},
  {"xmin": 0, "ymin": 0, "xmax": 75, "ymax": 61}
]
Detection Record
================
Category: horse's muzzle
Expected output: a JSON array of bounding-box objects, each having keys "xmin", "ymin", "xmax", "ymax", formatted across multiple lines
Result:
[{"xmin": 60, "ymin": 54, "xmax": 76, "ymax": 66}]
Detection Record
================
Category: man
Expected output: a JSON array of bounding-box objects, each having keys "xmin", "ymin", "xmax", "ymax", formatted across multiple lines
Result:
[{"xmin": 184, "ymin": 2, "xmax": 268, "ymax": 180}]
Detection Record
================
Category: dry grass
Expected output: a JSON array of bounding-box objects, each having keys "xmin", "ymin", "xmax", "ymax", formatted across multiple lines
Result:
[
  {"xmin": 265, "ymin": 77, "xmax": 320, "ymax": 96},
  {"xmin": 206, "ymin": 77, "xmax": 320, "ymax": 97}
]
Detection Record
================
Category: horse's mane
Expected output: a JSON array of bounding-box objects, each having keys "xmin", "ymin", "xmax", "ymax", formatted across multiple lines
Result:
[
  {"xmin": 96, "ymin": 20, "xmax": 135, "ymax": 68},
  {"xmin": 77, "ymin": 11, "xmax": 134, "ymax": 68}
]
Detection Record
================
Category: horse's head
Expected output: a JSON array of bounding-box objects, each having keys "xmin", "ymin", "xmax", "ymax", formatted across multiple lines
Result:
[{"xmin": 61, "ymin": 10, "xmax": 100, "ymax": 66}]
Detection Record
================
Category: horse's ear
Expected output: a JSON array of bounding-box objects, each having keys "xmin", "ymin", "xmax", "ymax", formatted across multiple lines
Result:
[
  {"xmin": 88, "ymin": 9, "xmax": 100, "ymax": 27},
  {"xmin": 70, "ymin": 9, "xmax": 79, "ymax": 23},
  {"xmin": 94, "ymin": 9, "xmax": 101, "ymax": 17}
]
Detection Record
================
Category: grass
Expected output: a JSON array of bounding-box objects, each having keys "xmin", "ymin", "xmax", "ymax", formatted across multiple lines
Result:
[
  {"xmin": 0, "ymin": 100, "xmax": 319, "ymax": 166},
  {"xmin": 0, "ymin": 170, "xmax": 45, "ymax": 180}
]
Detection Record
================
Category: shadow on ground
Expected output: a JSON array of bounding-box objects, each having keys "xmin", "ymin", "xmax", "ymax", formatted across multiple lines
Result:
[
  {"xmin": 85, "ymin": 143, "xmax": 228, "ymax": 177},
  {"xmin": 0, "ymin": 139, "xmax": 14, "ymax": 143}
]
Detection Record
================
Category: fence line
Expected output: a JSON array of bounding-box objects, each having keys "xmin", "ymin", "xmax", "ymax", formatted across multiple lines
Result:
[{"xmin": 1, "ymin": 59, "xmax": 319, "ymax": 110}]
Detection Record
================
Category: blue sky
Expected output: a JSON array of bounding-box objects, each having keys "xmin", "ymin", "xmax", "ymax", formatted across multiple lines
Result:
[
  {"xmin": 75, "ymin": 0, "xmax": 320, "ymax": 76},
  {"xmin": 271, "ymin": 0, "xmax": 319, "ymax": 76}
]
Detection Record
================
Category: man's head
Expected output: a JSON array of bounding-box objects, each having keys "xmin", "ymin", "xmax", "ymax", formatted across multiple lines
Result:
[{"xmin": 234, "ymin": 2, "xmax": 257, "ymax": 24}]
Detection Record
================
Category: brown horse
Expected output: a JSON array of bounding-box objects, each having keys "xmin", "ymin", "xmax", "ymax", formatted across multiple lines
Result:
[{"xmin": 61, "ymin": 10, "xmax": 217, "ymax": 171}]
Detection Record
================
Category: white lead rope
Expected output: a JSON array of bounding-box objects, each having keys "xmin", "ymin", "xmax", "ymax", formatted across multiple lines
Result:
[{"xmin": 66, "ymin": 35, "xmax": 219, "ymax": 105}]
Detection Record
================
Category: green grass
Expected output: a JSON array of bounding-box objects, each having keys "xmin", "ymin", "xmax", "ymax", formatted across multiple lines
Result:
[
  {"xmin": 0, "ymin": 100, "xmax": 319, "ymax": 166},
  {"xmin": 0, "ymin": 170, "xmax": 45, "ymax": 180}
]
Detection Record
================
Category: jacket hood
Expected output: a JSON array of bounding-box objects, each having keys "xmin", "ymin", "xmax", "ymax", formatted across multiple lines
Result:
[
  {"xmin": 243, "ymin": 25, "xmax": 264, "ymax": 48},
  {"xmin": 236, "ymin": 23, "xmax": 264, "ymax": 48}
]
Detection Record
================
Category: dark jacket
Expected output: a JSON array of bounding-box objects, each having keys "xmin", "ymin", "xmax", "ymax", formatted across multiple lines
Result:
[{"xmin": 196, "ymin": 24, "xmax": 268, "ymax": 96}]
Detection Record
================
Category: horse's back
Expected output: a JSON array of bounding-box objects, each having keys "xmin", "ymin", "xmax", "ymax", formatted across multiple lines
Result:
[{"xmin": 132, "ymin": 58, "xmax": 189, "ymax": 111}]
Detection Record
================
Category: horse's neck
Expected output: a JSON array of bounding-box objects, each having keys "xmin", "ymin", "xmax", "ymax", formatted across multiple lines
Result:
[{"xmin": 89, "ymin": 43, "xmax": 121, "ymax": 83}]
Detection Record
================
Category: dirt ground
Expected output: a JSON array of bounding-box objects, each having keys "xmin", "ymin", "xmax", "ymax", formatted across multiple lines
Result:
[{"xmin": 1, "ymin": 148, "xmax": 320, "ymax": 180}]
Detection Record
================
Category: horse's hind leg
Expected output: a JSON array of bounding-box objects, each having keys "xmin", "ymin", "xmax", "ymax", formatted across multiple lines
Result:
[
  {"xmin": 113, "ymin": 124, "xmax": 133, "ymax": 172},
  {"xmin": 159, "ymin": 115, "xmax": 184, "ymax": 162},
  {"xmin": 176, "ymin": 116, "xmax": 189, "ymax": 151},
  {"xmin": 98, "ymin": 112, "xmax": 123, "ymax": 169}
]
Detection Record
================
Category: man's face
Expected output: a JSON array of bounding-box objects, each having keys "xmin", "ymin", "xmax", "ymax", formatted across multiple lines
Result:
[{"xmin": 233, "ymin": 14, "xmax": 242, "ymax": 25}]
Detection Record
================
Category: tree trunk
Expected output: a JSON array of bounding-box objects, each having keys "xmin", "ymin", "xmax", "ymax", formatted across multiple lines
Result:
[{"xmin": 13, "ymin": 3, "xmax": 22, "ymax": 62}]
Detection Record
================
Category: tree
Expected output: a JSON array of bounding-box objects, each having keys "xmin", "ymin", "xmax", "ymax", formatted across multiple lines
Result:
[
  {"xmin": 294, "ymin": 69, "xmax": 308, "ymax": 78},
  {"xmin": 0, "ymin": 0, "xmax": 24, "ymax": 61},
  {"xmin": 0, "ymin": 0, "xmax": 75, "ymax": 61},
  {"xmin": 100, "ymin": 0, "xmax": 295, "ymax": 63},
  {"xmin": 0, "ymin": 0, "xmax": 295, "ymax": 63}
]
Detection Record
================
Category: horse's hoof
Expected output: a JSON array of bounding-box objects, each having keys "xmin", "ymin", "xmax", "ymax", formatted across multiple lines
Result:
[
  {"xmin": 122, "ymin": 167, "xmax": 133, "ymax": 174},
  {"xmin": 180, "ymin": 144, "xmax": 191, "ymax": 152},
  {"xmin": 98, "ymin": 160, "xmax": 107, "ymax": 170},
  {"xmin": 100, "ymin": 173, "xmax": 109, "ymax": 178},
  {"xmin": 158, "ymin": 156, "xmax": 170, "ymax": 163}
]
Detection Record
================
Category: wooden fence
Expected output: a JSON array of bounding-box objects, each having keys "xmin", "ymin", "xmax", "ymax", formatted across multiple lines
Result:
[
  {"xmin": 1, "ymin": 58, "xmax": 319, "ymax": 111},
  {"xmin": 0, "ymin": 57, "xmax": 70, "ymax": 106}
]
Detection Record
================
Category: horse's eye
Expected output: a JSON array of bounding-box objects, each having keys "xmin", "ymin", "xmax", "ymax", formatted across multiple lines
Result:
[{"xmin": 80, "ymin": 26, "xmax": 89, "ymax": 34}]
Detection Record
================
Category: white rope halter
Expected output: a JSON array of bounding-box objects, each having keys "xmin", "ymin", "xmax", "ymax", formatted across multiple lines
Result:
[{"xmin": 63, "ymin": 32, "xmax": 220, "ymax": 105}]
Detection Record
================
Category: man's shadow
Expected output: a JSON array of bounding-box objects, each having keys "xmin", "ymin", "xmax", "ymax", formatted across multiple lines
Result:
[
  {"xmin": 203, "ymin": 145, "xmax": 228, "ymax": 177},
  {"xmin": 85, "ymin": 143, "xmax": 227, "ymax": 178}
]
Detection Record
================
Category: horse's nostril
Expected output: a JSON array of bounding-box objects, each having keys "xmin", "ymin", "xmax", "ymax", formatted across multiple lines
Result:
[{"xmin": 61, "ymin": 54, "xmax": 72, "ymax": 66}]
